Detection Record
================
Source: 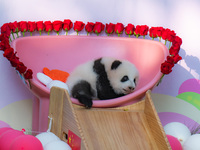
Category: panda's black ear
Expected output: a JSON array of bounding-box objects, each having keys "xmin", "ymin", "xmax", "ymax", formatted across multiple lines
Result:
[{"xmin": 111, "ymin": 60, "xmax": 122, "ymax": 70}]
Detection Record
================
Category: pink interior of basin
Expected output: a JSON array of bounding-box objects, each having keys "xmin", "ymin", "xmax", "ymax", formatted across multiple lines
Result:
[{"xmin": 12, "ymin": 35, "xmax": 168, "ymax": 107}]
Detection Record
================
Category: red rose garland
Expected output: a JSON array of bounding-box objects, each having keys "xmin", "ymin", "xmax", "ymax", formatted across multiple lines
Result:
[
  {"xmin": 0, "ymin": 22, "xmax": 33, "ymax": 82},
  {"xmin": 0, "ymin": 20, "xmax": 183, "ymax": 87},
  {"xmin": 147, "ymin": 26, "xmax": 183, "ymax": 84},
  {"xmin": 158, "ymin": 30, "xmax": 182, "ymax": 84}
]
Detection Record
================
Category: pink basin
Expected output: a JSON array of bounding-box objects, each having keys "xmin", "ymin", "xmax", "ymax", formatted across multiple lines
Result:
[{"xmin": 11, "ymin": 35, "xmax": 168, "ymax": 132}]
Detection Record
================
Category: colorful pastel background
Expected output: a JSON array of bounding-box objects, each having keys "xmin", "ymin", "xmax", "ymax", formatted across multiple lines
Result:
[{"xmin": 0, "ymin": 0, "xmax": 200, "ymax": 132}]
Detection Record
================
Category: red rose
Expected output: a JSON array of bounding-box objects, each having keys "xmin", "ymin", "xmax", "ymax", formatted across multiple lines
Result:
[
  {"xmin": 9, "ymin": 21, "xmax": 20, "ymax": 37},
  {"xmin": 140, "ymin": 25, "xmax": 149, "ymax": 36},
  {"xmin": 0, "ymin": 38, "xmax": 10, "ymax": 51},
  {"xmin": 172, "ymin": 54, "xmax": 182, "ymax": 63},
  {"xmin": 125, "ymin": 24, "xmax": 135, "ymax": 37},
  {"xmin": 167, "ymin": 30, "xmax": 176, "ymax": 42},
  {"xmin": 134, "ymin": 25, "xmax": 149, "ymax": 37},
  {"xmin": 74, "ymin": 21, "xmax": 85, "ymax": 34},
  {"xmin": 134, "ymin": 25, "xmax": 141, "ymax": 37},
  {"xmin": 16, "ymin": 62, "xmax": 27, "ymax": 74},
  {"xmin": 28, "ymin": 21, "xmax": 36, "ymax": 32},
  {"xmin": 19, "ymin": 21, "xmax": 28, "ymax": 32},
  {"xmin": 8, "ymin": 23, "xmax": 14, "ymax": 32},
  {"xmin": 28, "ymin": 21, "xmax": 36, "ymax": 35},
  {"xmin": 93, "ymin": 22, "xmax": 105, "ymax": 35},
  {"xmin": 149, "ymin": 27, "xmax": 157, "ymax": 39},
  {"xmin": 156, "ymin": 27, "xmax": 164, "ymax": 37},
  {"xmin": 44, "ymin": 21, "xmax": 53, "ymax": 33},
  {"xmin": 172, "ymin": 36, "xmax": 182, "ymax": 46},
  {"xmin": 166, "ymin": 56, "xmax": 175, "ymax": 66},
  {"xmin": 162, "ymin": 28, "xmax": 171, "ymax": 40},
  {"xmin": 36, "ymin": 21, "xmax": 45, "ymax": 31},
  {"xmin": 63, "ymin": 19, "xmax": 73, "ymax": 32},
  {"xmin": 161, "ymin": 61, "xmax": 173, "ymax": 74},
  {"xmin": 171, "ymin": 42, "xmax": 180, "ymax": 51},
  {"xmin": 114, "ymin": 23, "xmax": 124, "ymax": 36},
  {"xmin": 3, "ymin": 48, "xmax": 15, "ymax": 59},
  {"xmin": 36, "ymin": 21, "xmax": 45, "ymax": 34},
  {"xmin": 24, "ymin": 69, "xmax": 33, "ymax": 79},
  {"xmin": 105, "ymin": 23, "xmax": 115, "ymax": 35},
  {"xmin": 1, "ymin": 23, "xmax": 11, "ymax": 36},
  {"xmin": 85, "ymin": 22, "xmax": 95, "ymax": 34},
  {"xmin": 53, "ymin": 21, "xmax": 63, "ymax": 33},
  {"xmin": 9, "ymin": 22, "xmax": 19, "ymax": 33},
  {"xmin": 0, "ymin": 34, "xmax": 3, "ymax": 41},
  {"xmin": 12, "ymin": 21, "xmax": 19, "ymax": 33},
  {"xmin": 169, "ymin": 45, "xmax": 180, "ymax": 56},
  {"xmin": 9, "ymin": 55, "xmax": 20, "ymax": 67},
  {"xmin": 1, "ymin": 32, "xmax": 10, "ymax": 39}
]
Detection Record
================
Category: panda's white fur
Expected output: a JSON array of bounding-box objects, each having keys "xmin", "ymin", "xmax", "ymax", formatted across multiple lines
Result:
[
  {"xmin": 101, "ymin": 57, "xmax": 139, "ymax": 95},
  {"xmin": 67, "ymin": 59, "xmax": 98, "ymax": 98},
  {"xmin": 66, "ymin": 57, "xmax": 139, "ymax": 108}
]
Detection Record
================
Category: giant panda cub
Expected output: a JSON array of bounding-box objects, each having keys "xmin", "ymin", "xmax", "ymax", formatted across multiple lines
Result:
[{"xmin": 66, "ymin": 57, "xmax": 139, "ymax": 108}]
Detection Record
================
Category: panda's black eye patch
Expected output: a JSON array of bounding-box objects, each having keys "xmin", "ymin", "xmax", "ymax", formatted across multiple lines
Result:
[
  {"xmin": 134, "ymin": 78, "xmax": 136, "ymax": 83},
  {"xmin": 121, "ymin": 76, "xmax": 129, "ymax": 82}
]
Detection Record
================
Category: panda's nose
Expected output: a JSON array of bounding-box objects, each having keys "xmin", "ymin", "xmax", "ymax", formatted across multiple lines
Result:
[{"xmin": 129, "ymin": 87, "xmax": 134, "ymax": 90}]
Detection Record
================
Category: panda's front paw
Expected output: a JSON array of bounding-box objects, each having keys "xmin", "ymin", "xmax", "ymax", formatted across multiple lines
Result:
[
  {"xmin": 78, "ymin": 97, "xmax": 93, "ymax": 109},
  {"xmin": 85, "ymin": 101, "xmax": 93, "ymax": 109}
]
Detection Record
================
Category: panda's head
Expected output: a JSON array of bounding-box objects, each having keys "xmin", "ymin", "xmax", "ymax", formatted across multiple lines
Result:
[{"xmin": 102, "ymin": 58, "xmax": 139, "ymax": 95}]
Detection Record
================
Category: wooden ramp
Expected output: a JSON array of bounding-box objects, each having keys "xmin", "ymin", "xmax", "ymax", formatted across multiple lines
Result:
[{"xmin": 49, "ymin": 87, "xmax": 171, "ymax": 150}]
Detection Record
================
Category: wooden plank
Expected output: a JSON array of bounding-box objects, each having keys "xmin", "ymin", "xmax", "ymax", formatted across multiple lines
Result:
[
  {"xmin": 50, "ymin": 87, "xmax": 88, "ymax": 149},
  {"xmin": 62, "ymin": 93, "xmax": 88, "ymax": 150},
  {"xmin": 114, "ymin": 99, "xmax": 145, "ymax": 111},
  {"xmin": 75, "ymin": 107, "xmax": 156, "ymax": 150},
  {"xmin": 49, "ymin": 87, "xmax": 65, "ymax": 139},
  {"xmin": 144, "ymin": 91, "xmax": 171, "ymax": 150},
  {"xmin": 49, "ymin": 87, "xmax": 170, "ymax": 150}
]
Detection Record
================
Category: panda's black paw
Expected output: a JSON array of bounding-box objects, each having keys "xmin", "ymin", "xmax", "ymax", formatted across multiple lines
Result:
[
  {"xmin": 78, "ymin": 97, "xmax": 93, "ymax": 109},
  {"xmin": 85, "ymin": 101, "xmax": 93, "ymax": 109}
]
